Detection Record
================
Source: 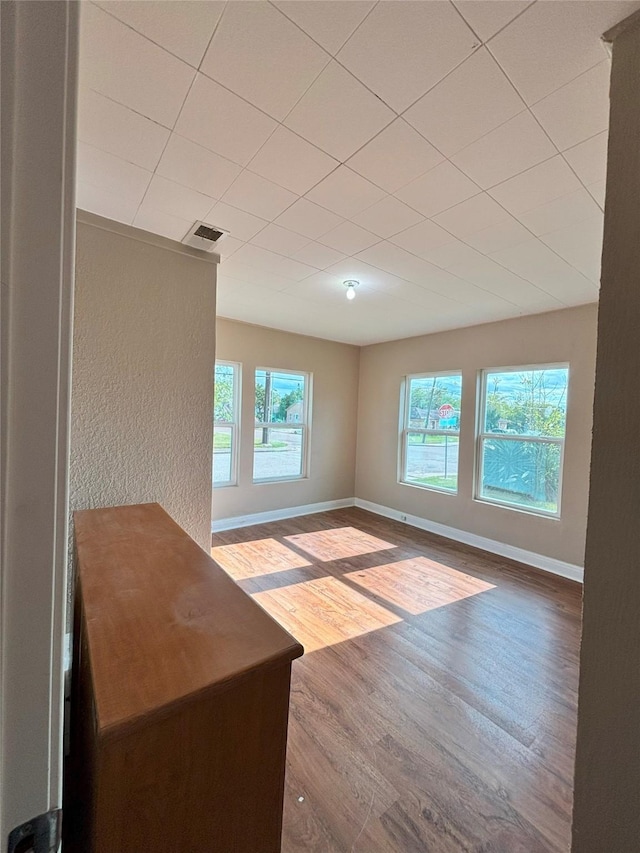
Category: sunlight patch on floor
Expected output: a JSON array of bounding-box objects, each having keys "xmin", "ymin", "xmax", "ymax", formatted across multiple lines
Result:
[
  {"xmin": 345, "ymin": 557, "xmax": 496, "ymax": 615},
  {"xmin": 252, "ymin": 576, "xmax": 401, "ymax": 653},
  {"xmin": 284, "ymin": 527, "xmax": 397, "ymax": 562},
  {"xmin": 211, "ymin": 537, "xmax": 311, "ymax": 580}
]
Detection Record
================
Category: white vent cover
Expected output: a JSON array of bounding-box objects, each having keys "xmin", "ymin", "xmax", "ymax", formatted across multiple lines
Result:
[{"xmin": 181, "ymin": 220, "xmax": 229, "ymax": 252}]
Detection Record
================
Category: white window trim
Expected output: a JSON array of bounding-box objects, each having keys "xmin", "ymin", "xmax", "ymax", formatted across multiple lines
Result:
[
  {"xmin": 213, "ymin": 360, "xmax": 241, "ymax": 488},
  {"xmin": 474, "ymin": 362, "xmax": 569, "ymax": 519},
  {"xmin": 399, "ymin": 370, "xmax": 462, "ymax": 495},
  {"xmin": 253, "ymin": 366, "xmax": 311, "ymax": 484}
]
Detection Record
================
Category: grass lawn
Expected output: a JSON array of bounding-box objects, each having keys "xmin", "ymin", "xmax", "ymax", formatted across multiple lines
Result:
[
  {"xmin": 213, "ymin": 433, "xmax": 286, "ymax": 450},
  {"xmin": 408, "ymin": 475, "xmax": 457, "ymax": 490}
]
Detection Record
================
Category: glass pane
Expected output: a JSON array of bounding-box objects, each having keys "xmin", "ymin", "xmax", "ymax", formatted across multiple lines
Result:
[
  {"xmin": 483, "ymin": 368, "xmax": 568, "ymax": 438},
  {"xmin": 480, "ymin": 438, "xmax": 561, "ymax": 513},
  {"xmin": 253, "ymin": 427, "xmax": 303, "ymax": 480},
  {"xmin": 408, "ymin": 374, "xmax": 461, "ymax": 430},
  {"xmin": 404, "ymin": 433, "xmax": 459, "ymax": 492},
  {"xmin": 213, "ymin": 426, "xmax": 233, "ymax": 484},
  {"xmin": 214, "ymin": 363, "xmax": 235, "ymax": 422},
  {"xmin": 255, "ymin": 370, "xmax": 305, "ymax": 424}
]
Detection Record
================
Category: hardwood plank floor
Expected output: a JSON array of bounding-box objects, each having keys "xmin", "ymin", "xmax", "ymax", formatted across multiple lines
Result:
[{"xmin": 211, "ymin": 508, "xmax": 581, "ymax": 853}]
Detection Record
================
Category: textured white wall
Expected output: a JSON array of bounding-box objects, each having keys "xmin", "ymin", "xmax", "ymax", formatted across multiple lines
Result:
[{"xmin": 71, "ymin": 214, "xmax": 217, "ymax": 558}]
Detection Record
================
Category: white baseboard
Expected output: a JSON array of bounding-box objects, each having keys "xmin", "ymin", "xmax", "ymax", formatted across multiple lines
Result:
[
  {"xmin": 354, "ymin": 498, "xmax": 584, "ymax": 584},
  {"xmin": 212, "ymin": 497, "xmax": 355, "ymax": 533}
]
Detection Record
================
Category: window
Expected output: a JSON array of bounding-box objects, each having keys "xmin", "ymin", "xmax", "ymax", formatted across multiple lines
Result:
[
  {"xmin": 213, "ymin": 361, "xmax": 240, "ymax": 487},
  {"xmin": 477, "ymin": 365, "xmax": 569, "ymax": 516},
  {"xmin": 400, "ymin": 372, "xmax": 462, "ymax": 493},
  {"xmin": 254, "ymin": 368, "xmax": 310, "ymax": 482}
]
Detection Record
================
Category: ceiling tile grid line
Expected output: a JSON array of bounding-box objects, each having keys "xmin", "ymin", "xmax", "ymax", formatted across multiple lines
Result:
[{"xmin": 76, "ymin": 0, "xmax": 632, "ymax": 344}]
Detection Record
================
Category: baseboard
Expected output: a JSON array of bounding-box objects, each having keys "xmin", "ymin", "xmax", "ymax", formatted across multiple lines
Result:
[
  {"xmin": 354, "ymin": 498, "xmax": 584, "ymax": 584},
  {"xmin": 212, "ymin": 498, "xmax": 356, "ymax": 533}
]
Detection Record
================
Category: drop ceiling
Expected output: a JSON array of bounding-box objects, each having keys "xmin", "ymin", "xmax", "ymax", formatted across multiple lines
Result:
[{"xmin": 77, "ymin": 0, "xmax": 639, "ymax": 345}]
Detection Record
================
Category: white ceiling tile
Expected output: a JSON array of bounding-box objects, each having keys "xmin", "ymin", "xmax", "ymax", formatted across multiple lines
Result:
[
  {"xmin": 488, "ymin": 155, "xmax": 583, "ymax": 216},
  {"xmin": 231, "ymin": 243, "xmax": 317, "ymax": 281},
  {"xmin": 94, "ymin": 1, "xmax": 225, "ymax": 67},
  {"xmin": 247, "ymin": 126, "xmax": 338, "ymax": 195},
  {"xmin": 541, "ymin": 215, "xmax": 604, "ymax": 282},
  {"xmin": 452, "ymin": 111, "xmax": 556, "ymax": 189},
  {"xmin": 216, "ymin": 236, "xmax": 244, "ymax": 260},
  {"xmin": 517, "ymin": 188, "xmax": 602, "ymax": 237},
  {"xmin": 77, "ymin": 142, "xmax": 152, "ymax": 205},
  {"xmin": 200, "ymin": 0, "xmax": 329, "ymax": 121},
  {"xmin": 587, "ymin": 181, "xmax": 606, "ymax": 209},
  {"xmin": 291, "ymin": 242, "xmax": 347, "ymax": 270},
  {"xmin": 207, "ymin": 201, "xmax": 267, "ymax": 243},
  {"xmin": 283, "ymin": 60, "xmax": 394, "ymax": 161},
  {"xmin": 347, "ymin": 119, "xmax": 444, "ymax": 194},
  {"xmin": 395, "ymin": 161, "xmax": 480, "ymax": 218},
  {"xmin": 221, "ymin": 171, "xmax": 298, "ymax": 220},
  {"xmin": 490, "ymin": 237, "xmax": 572, "ymax": 280},
  {"xmin": 156, "ymin": 134, "xmax": 240, "ymax": 199},
  {"xmin": 389, "ymin": 219, "xmax": 455, "ymax": 258},
  {"xmin": 404, "ymin": 48, "xmax": 524, "ymax": 157},
  {"xmin": 421, "ymin": 239, "xmax": 484, "ymax": 270},
  {"xmin": 531, "ymin": 61, "xmax": 610, "ymax": 152},
  {"xmin": 274, "ymin": 198, "xmax": 343, "ymax": 239},
  {"xmin": 337, "ymin": 0, "xmax": 478, "ymax": 113},
  {"xmin": 78, "ymin": 90, "xmax": 170, "ymax": 171},
  {"xmin": 464, "ymin": 218, "xmax": 531, "ymax": 255},
  {"xmin": 80, "ymin": 3, "xmax": 195, "ymax": 127},
  {"xmin": 487, "ymin": 0, "xmax": 634, "ymax": 105},
  {"xmin": 143, "ymin": 174, "xmax": 216, "ymax": 221},
  {"xmin": 525, "ymin": 266, "xmax": 599, "ymax": 306},
  {"xmin": 305, "ymin": 166, "xmax": 386, "ymax": 219},
  {"xmin": 448, "ymin": 254, "xmax": 561, "ymax": 310},
  {"xmin": 352, "ymin": 196, "xmax": 424, "ymax": 239},
  {"xmin": 219, "ymin": 259, "xmax": 297, "ymax": 291},
  {"xmin": 76, "ymin": 181, "xmax": 139, "ymax": 225},
  {"xmin": 324, "ymin": 257, "xmax": 422, "ymax": 295},
  {"xmin": 355, "ymin": 241, "xmax": 476, "ymax": 302},
  {"xmin": 318, "ymin": 221, "xmax": 379, "ymax": 255},
  {"xmin": 250, "ymin": 223, "xmax": 310, "ymax": 256},
  {"xmin": 563, "ymin": 131, "xmax": 608, "ymax": 187},
  {"xmin": 133, "ymin": 205, "xmax": 192, "ymax": 242},
  {"xmin": 174, "ymin": 73, "xmax": 277, "ymax": 167},
  {"xmin": 452, "ymin": 1, "xmax": 531, "ymax": 43},
  {"xmin": 433, "ymin": 193, "xmax": 508, "ymax": 238},
  {"xmin": 273, "ymin": 1, "xmax": 375, "ymax": 55}
]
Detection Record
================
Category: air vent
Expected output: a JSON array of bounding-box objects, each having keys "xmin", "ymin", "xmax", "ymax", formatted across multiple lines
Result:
[{"xmin": 181, "ymin": 220, "xmax": 229, "ymax": 253}]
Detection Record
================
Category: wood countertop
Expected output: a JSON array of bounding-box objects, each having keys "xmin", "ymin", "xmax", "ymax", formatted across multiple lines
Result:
[{"xmin": 74, "ymin": 503, "xmax": 303, "ymax": 740}]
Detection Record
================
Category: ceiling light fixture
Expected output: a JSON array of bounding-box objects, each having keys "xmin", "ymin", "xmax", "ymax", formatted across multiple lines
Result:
[{"xmin": 344, "ymin": 279, "xmax": 359, "ymax": 301}]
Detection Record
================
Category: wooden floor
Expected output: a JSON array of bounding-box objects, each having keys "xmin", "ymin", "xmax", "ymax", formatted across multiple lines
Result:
[{"xmin": 211, "ymin": 508, "xmax": 582, "ymax": 853}]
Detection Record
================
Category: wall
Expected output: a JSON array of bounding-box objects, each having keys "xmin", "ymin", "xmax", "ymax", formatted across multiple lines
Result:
[
  {"xmin": 356, "ymin": 304, "xmax": 598, "ymax": 567},
  {"xmin": 213, "ymin": 318, "xmax": 360, "ymax": 522},
  {"xmin": 71, "ymin": 213, "xmax": 217, "ymax": 555},
  {"xmin": 572, "ymin": 14, "xmax": 640, "ymax": 851}
]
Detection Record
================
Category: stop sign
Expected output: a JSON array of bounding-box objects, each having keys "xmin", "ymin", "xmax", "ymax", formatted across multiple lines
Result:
[{"xmin": 439, "ymin": 403, "xmax": 454, "ymax": 418}]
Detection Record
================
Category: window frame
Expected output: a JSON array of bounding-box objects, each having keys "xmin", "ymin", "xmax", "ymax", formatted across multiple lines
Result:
[
  {"xmin": 253, "ymin": 366, "xmax": 311, "ymax": 484},
  {"xmin": 475, "ymin": 362, "xmax": 569, "ymax": 519},
  {"xmin": 399, "ymin": 370, "xmax": 463, "ymax": 495},
  {"xmin": 213, "ymin": 360, "xmax": 241, "ymax": 488}
]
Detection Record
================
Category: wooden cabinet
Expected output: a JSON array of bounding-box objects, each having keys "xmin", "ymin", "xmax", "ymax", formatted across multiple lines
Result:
[{"xmin": 64, "ymin": 503, "xmax": 303, "ymax": 852}]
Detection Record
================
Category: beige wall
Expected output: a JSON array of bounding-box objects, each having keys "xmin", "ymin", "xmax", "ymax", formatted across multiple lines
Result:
[
  {"xmin": 213, "ymin": 318, "xmax": 359, "ymax": 521},
  {"xmin": 71, "ymin": 213, "xmax": 217, "ymax": 553},
  {"xmin": 356, "ymin": 304, "xmax": 598, "ymax": 567},
  {"xmin": 572, "ymin": 16, "xmax": 640, "ymax": 851}
]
